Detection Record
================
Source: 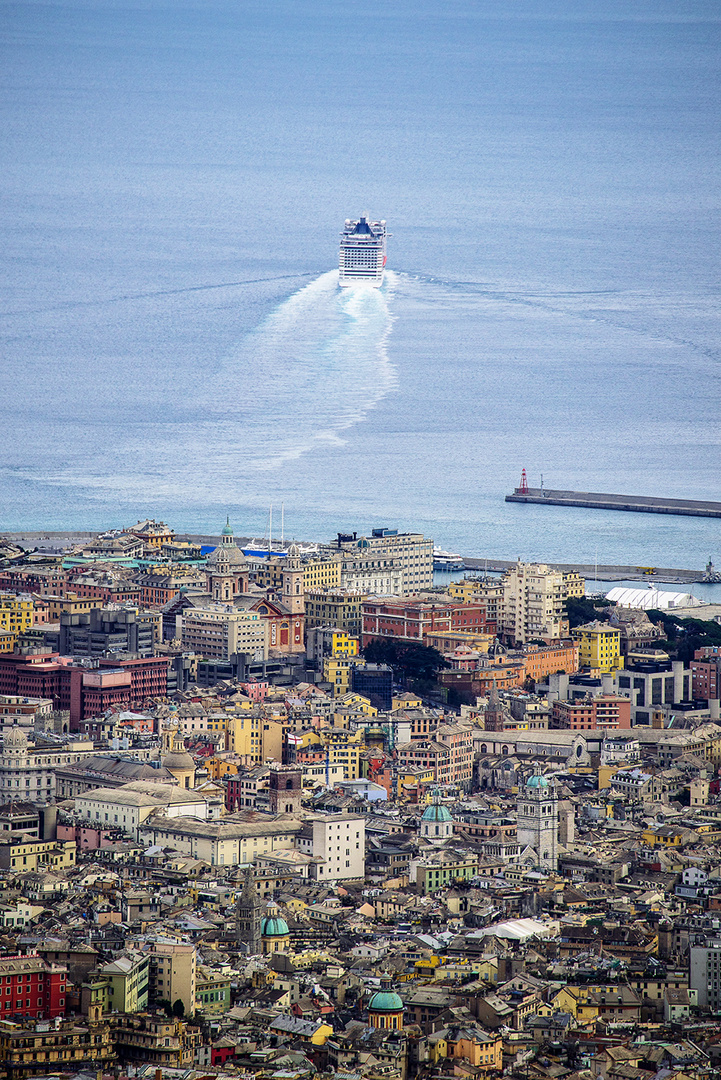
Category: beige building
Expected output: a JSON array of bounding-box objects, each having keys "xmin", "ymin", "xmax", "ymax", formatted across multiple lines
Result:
[
  {"xmin": 180, "ymin": 605, "xmax": 267, "ymax": 661},
  {"xmin": 74, "ymin": 782, "xmax": 209, "ymax": 838},
  {"xmin": 148, "ymin": 941, "xmax": 196, "ymax": 1015},
  {"xmin": 336, "ymin": 528, "xmax": 433, "ymax": 595},
  {"xmin": 500, "ymin": 562, "xmax": 577, "ymax": 645},
  {"xmin": 304, "ymin": 590, "xmax": 368, "ymax": 638},
  {"xmin": 137, "ymin": 813, "xmax": 304, "ymax": 867}
]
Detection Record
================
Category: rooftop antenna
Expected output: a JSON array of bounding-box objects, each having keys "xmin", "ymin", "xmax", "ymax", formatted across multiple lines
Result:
[
  {"xmin": 269, "ymin": 504, "xmax": 273, "ymax": 556},
  {"xmin": 281, "ymin": 503, "xmax": 284, "ymax": 549}
]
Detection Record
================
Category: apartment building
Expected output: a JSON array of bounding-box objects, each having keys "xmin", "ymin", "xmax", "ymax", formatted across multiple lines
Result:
[
  {"xmin": 551, "ymin": 694, "xmax": 631, "ymax": 731},
  {"xmin": 500, "ymin": 562, "xmax": 574, "ymax": 645},
  {"xmin": 296, "ymin": 814, "xmax": 366, "ymax": 881},
  {"xmin": 304, "ymin": 590, "xmax": 366, "ymax": 638},
  {"xmin": 181, "ymin": 606, "xmax": 268, "ymax": 662}
]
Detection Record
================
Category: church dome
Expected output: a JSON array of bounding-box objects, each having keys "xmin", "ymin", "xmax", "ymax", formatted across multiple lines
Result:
[
  {"xmin": 206, "ymin": 543, "xmax": 248, "ymax": 569},
  {"xmin": 162, "ymin": 731, "xmax": 195, "ymax": 772},
  {"xmin": 526, "ymin": 773, "xmax": 549, "ymax": 789},
  {"xmin": 261, "ymin": 915, "xmax": 289, "ymax": 937},
  {"xmin": 421, "ymin": 802, "xmax": 452, "ymax": 823},
  {"xmin": 3, "ymin": 726, "xmax": 27, "ymax": 750},
  {"xmin": 368, "ymin": 989, "xmax": 404, "ymax": 1012}
]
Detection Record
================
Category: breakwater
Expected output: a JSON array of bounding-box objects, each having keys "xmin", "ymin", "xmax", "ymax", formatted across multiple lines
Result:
[{"xmin": 506, "ymin": 487, "xmax": 721, "ymax": 519}]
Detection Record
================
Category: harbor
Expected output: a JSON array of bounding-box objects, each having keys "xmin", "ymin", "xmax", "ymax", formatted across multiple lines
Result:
[
  {"xmin": 460, "ymin": 557, "xmax": 713, "ymax": 585},
  {"xmin": 506, "ymin": 482, "xmax": 721, "ymax": 520}
]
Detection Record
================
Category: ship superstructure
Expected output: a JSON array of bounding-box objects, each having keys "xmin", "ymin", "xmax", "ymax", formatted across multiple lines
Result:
[{"xmin": 339, "ymin": 215, "xmax": 387, "ymax": 287}]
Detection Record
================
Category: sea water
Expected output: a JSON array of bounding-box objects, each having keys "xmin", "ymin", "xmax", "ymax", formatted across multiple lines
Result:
[{"xmin": 0, "ymin": 0, "xmax": 719, "ymax": 569}]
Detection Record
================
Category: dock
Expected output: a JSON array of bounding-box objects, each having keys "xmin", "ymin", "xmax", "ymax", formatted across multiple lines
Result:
[
  {"xmin": 506, "ymin": 486, "xmax": 721, "ymax": 520},
  {"xmin": 461, "ymin": 557, "xmax": 706, "ymax": 584}
]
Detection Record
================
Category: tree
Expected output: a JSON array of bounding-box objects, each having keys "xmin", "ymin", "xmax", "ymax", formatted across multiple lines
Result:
[
  {"xmin": 362, "ymin": 638, "xmax": 449, "ymax": 684},
  {"xmin": 564, "ymin": 596, "xmax": 612, "ymax": 629},
  {"xmin": 172, "ymin": 998, "xmax": 185, "ymax": 1018}
]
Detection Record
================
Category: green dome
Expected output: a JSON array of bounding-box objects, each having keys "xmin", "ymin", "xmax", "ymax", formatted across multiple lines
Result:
[
  {"xmin": 369, "ymin": 990, "xmax": 403, "ymax": 1013},
  {"xmin": 527, "ymin": 774, "xmax": 549, "ymax": 789},
  {"xmin": 421, "ymin": 803, "xmax": 452, "ymax": 823},
  {"xmin": 261, "ymin": 915, "xmax": 289, "ymax": 937}
]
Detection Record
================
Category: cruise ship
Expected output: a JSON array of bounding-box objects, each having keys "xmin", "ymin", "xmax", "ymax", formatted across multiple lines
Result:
[{"xmin": 339, "ymin": 215, "xmax": 387, "ymax": 287}]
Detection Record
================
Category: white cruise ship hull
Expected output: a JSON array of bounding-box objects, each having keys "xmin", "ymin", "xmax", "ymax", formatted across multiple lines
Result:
[{"xmin": 339, "ymin": 215, "xmax": 387, "ymax": 288}]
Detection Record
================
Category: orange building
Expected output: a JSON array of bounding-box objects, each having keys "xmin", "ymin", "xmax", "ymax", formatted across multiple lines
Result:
[{"xmin": 522, "ymin": 642, "xmax": 579, "ymax": 682}]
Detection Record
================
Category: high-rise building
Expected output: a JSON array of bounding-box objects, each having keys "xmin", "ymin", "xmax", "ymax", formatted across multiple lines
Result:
[
  {"xmin": 516, "ymin": 769, "xmax": 558, "ymax": 871},
  {"xmin": 500, "ymin": 562, "xmax": 573, "ymax": 645},
  {"xmin": 690, "ymin": 938, "xmax": 721, "ymax": 1013}
]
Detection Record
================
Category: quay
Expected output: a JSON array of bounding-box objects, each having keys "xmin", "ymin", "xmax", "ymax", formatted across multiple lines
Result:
[
  {"xmin": 461, "ymin": 557, "xmax": 706, "ymax": 584},
  {"xmin": 506, "ymin": 485, "xmax": 721, "ymax": 520}
]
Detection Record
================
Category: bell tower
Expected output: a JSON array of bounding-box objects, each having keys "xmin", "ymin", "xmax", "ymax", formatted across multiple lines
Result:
[
  {"xmin": 517, "ymin": 768, "xmax": 558, "ymax": 870},
  {"xmin": 282, "ymin": 544, "xmax": 305, "ymax": 616}
]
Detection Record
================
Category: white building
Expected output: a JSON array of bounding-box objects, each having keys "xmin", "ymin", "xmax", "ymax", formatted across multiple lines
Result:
[
  {"xmin": 600, "ymin": 735, "xmax": 641, "ymax": 767},
  {"xmin": 180, "ymin": 605, "xmax": 268, "ymax": 661},
  {"xmin": 336, "ymin": 529, "xmax": 433, "ymax": 595},
  {"xmin": 690, "ymin": 938, "xmax": 721, "ymax": 1012},
  {"xmin": 296, "ymin": 814, "xmax": 366, "ymax": 881},
  {"xmin": 75, "ymin": 781, "xmax": 209, "ymax": 837},
  {"xmin": 0, "ymin": 727, "xmax": 96, "ymax": 802}
]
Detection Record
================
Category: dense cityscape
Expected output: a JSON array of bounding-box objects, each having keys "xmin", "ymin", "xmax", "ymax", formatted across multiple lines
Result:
[{"xmin": 0, "ymin": 519, "xmax": 718, "ymax": 1079}]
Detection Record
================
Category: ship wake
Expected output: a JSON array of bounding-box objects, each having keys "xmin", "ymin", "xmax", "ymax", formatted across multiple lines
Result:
[
  {"xmin": 226, "ymin": 269, "xmax": 397, "ymax": 471},
  {"xmin": 20, "ymin": 270, "xmax": 397, "ymax": 505}
]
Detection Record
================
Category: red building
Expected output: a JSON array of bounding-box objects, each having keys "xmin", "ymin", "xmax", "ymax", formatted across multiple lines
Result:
[
  {"xmin": 0, "ymin": 954, "xmax": 67, "ymax": 1019},
  {"xmin": 362, "ymin": 598, "xmax": 494, "ymax": 648},
  {"xmin": 0, "ymin": 651, "xmax": 167, "ymax": 725},
  {"xmin": 691, "ymin": 647, "xmax": 721, "ymax": 701},
  {"xmin": 551, "ymin": 693, "xmax": 631, "ymax": 731}
]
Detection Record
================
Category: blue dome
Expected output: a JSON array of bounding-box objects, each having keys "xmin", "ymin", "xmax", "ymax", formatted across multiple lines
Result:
[
  {"xmin": 526, "ymin": 774, "xmax": 549, "ymax": 789},
  {"xmin": 421, "ymin": 803, "xmax": 452, "ymax": 823},
  {"xmin": 261, "ymin": 916, "xmax": 289, "ymax": 937},
  {"xmin": 369, "ymin": 990, "xmax": 403, "ymax": 1012}
]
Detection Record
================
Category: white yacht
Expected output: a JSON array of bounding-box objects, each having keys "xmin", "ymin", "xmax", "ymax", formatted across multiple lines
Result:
[{"xmin": 339, "ymin": 215, "xmax": 387, "ymax": 287}]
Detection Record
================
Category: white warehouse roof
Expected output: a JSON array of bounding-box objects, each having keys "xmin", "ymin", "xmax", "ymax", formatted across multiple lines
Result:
[{"xmin": 606, "ymin": 585, "xmax": 707, "ymax": 610}]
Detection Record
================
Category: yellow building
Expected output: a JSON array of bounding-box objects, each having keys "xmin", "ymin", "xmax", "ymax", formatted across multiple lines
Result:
[
  {"xmin": 324, "ymin": 657, "xmax": 351, "ymax": 697},
  {"xmin": 42, "ymin": 593, "xmax": 101, "ymax": 620},
  {"xmin": 304, "ymin": 590, "xmax": 366, "ymax": 637},
  {"xmin": 227, "ymin": 713, "xmax": 284, "ymax": 764},
  {"xmin": 0, "ymin": 631, "xmax": 14, "ymax": 654},
  {"xmin": 0, "ymin": 838, "xmax": 76, "ymax": 872},
  {"xmin": 572, "ymin": 620, "xmax": 624, "ymax": 672},
  {"xmin": 206, "ymin": 756, "xmax": 239, "ymax": 780},
  {"xmin": 327, "ymin": 629, "xmax": 359, "ymax": 657},
  {"xmin": 430, "ymin": 1028, "xmax": 503, "ymax": 1072},
  {"xmin": 336, "ymin": 691, "xmax": 376, "ymax": 716},
  {"xmin": 0, "ymin": 594, "xmax": 34, "ymax": 649},
  {"xmin": 303, "ymin": 556, "xmax": 342, "ymax": 592},
  {"xmin": 562, "ymin": 571, "xmax": 585, "ymax": 598},
  {"xmin": 392, "ymin": 691, "xmax": 422, "ymax": 711}
]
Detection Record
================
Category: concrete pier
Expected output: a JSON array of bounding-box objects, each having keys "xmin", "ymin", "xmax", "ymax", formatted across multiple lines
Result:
[
  {"xmin": 506, "ymin": 486, "xmax": 721, "ymax": 519},
  {"xmin": 461, "ymin": 557, "xmax": 706, "ymax": 584}
]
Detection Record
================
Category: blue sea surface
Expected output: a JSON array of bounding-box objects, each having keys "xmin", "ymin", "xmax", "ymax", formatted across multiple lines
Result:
[{"xmin": 1, "ymin": 0, "xmax": 719, "ymax": 568}]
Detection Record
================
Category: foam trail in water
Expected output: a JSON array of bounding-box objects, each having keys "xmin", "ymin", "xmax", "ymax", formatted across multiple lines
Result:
[
  {"xmin": 221, "ymin": 268, "xmax": 397, "ymax": 471},
  {"xmin": 21, "ymin": 270, "xmax": 397, "ymax": 503}
]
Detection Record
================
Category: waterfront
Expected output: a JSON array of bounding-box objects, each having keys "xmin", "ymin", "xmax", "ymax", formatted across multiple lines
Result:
[{"xmin": 1, "ymin": 0, "xmax": 719, "ymax": 569}]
